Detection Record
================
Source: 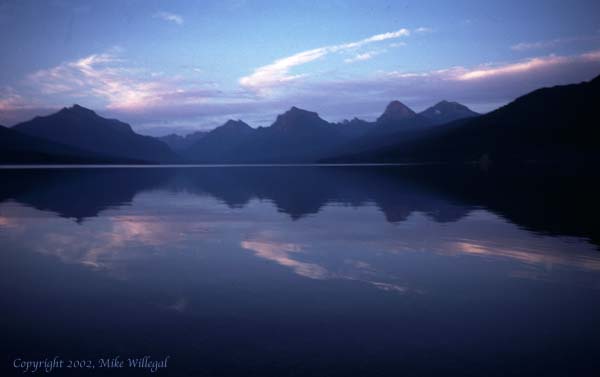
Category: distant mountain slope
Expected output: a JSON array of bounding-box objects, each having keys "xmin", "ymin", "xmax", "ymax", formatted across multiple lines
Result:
[
  {"xmin": 158, "ymin": 131, "xmax": 207, "ymax": 152},
  {"xmin": 374, "ymin": 100, "xmax": 433, "ymax": 133},
  {"xmin": 323, "ymin": 75, "xmax": 600, "ymax": 163},
  {"xmin": 0, "ymin": 124, "xmax": 140, "ymax": 164},
  {"xmin": 323, "ymin": 101, "xmax": 437, "ymax": 160},
  {"xmin": 12, "ymin": 105, "xmax": 178, "ymax": 163},
  {"xmin": 8, "ymin": 76, "xmax": 594, "ymax": 166},
  {"xmin": 419, "ymin": 101, "xmax": 479, "ymax": 125},
  {"xmin": 333, "ymin": 118, "xmax": 374, "ymax": 139},
  {"xmin": 229, "ymin": 107, "xmax": 353, "ymax": 163},
  {"xmin": 184, "ymin": 120, "xmax": 255, "ymax": 162},
  {"xmin": 329, "ymin": 100, "xmax": 479, "ymax": 155}
]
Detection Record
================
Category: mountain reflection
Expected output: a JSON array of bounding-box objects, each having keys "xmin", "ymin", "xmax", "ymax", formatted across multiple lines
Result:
[
  {"xmin": 1, "ymin": 165, "xmax": 599, "ymax": 282},
  {"xmin": 3, "ymin": 166, "xmax": 600, "ymax": 377},
  {"xmin": 1, "ymin": 165, "xmax": 598, "ymax": 246},
  {"xmin": 0, "ymin": 168, "xmax": 171, "ymax": 221}
]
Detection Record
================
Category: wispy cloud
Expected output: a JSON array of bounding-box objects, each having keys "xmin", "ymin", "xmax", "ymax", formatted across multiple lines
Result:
[
  {"xmin": 26, "ymin": 49, "xmax": 222, "ymax": 112},
  {"xmin": 128, "ymin": 49, "xmax": 600, "ymax": 126},
  {"xmin": 455, "ymin": 56, "xmax": 569, "ymax": 80},
  {"xmin": 389, "ymin": 41, "xmax": 407, "ymax": 48},
  {"xmin": 415, "ymin": 27, "xmax": 433, "ymax": 34},
  {"xmin": 0, "ymin": 86, "xmax": 25, "ymax": 111},
  {"xmin": 511, "ymin": 35, "xmax": 600, "ymax": 51},
  {"xmin": 0, "ymin": 86, "xmax": 56, "ymax": 125},
  {"xmin": 344, "ymin": 50, "xmax": 385, "ymax": 64},
  {"xmin": 290, "ymin": 49, "xmax": 600, "ymax": 120},
  {"xmin": 454, "ymin": 51, "xmax": 600, "ymax": 80},
  {"xmin": 364, "ymin": 50, "xmax": 600, "ymax": 87},
  {"xmin": 239, "ymin": 28, "xmax": 410, "ymax": 93},
  {"xmin": 4, "ymin": 41, "xmax": 600, "ymax": 132},
  {"xmin": 153, "ymin": 11, "xmax": 183, "ymax": 25}
]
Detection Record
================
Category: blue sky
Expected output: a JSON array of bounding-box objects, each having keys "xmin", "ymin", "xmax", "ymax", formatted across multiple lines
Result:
[{"xmin": 1, "ymin": 0, "xmax": 599, "ymax": 135}]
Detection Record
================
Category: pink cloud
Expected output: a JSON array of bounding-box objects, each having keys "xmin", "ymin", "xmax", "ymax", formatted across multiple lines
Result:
[
  {"xmin": 455, "ymin": 55, "xmax": 573, "ymax": 81},
  {"xmin": 3, "ymin": 47, "xmax": 600, "ymax": 132},
  {"xmin": 26, "ymin": 50, "xmax": 224, "ymax": 112}
]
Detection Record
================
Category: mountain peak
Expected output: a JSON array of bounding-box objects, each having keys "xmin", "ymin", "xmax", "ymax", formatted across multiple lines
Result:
[
  {"xmin": 12, "ymin": 105, "xmax": 176, "ymax": 162},
  {"xmin": 59, "ymin": 104, "xmax": 97, "ymax": 117},
  {"xmin": 420, "ymin": 101, "xmax": 479, "ymax": 125},
  {"xmin": 285, "ymin": 106, "xmax": 316, "ymax": 116},
  {"xmin": 432, "ymin": 100, "xmax": 467, "ymax": 110},
  {"xmin": 272, "ymin": 106, "xmax": 327, "ymax": 130},
  {"xmin": 222, "ymin": 119, "xmax": 250, "ymax": 128},
  {"xmin": 212, "ymin": 119, "xmax": 253, "ymax": 135},
  {"xmin": 377, "ymin": 101, "xmax": 416, "ymax": 123}
]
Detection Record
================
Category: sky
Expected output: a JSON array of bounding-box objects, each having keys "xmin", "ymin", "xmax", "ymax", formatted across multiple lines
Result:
[{"xmin": 1, "ymin": 0, "xmax": 599, "ymax": 136}]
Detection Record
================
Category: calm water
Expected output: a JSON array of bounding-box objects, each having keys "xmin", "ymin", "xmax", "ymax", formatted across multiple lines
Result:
[{"xmin": 1, "ymin": 165, "xmax": 600, "ymax": 376}]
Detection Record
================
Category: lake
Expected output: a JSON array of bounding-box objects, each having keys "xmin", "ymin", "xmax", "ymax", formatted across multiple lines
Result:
[{"xmin": 1, "ymin": 165, "xmax": 600, "ymax": 376}]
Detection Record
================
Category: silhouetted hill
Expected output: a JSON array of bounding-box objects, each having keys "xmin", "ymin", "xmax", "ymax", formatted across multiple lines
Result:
[
  {"xmin": 272, "ymin": 106, "xmax": 330, "ymax": 131},
  {"xmin": 158, "ymin": 131, "xmax": 207, "ymax": 152},
  {"xmin": 12, "ymin": 105, "xmax": 178, "ymax": 163},
  {"xmin": 419, "ymin": 101, "xmax": 479, "ymax": 125},
  {"xmin": 180, "ymin": 101, "xmax": 476, "ymax": 163},
  {"xmin": 374, "ymin": 100, "xmax": 433, "ymax": 133},
  {"xmin": 323, "ymin": 101, "xmax": 436, "ymax": 160},
  {"xmin": 377, "ymin": 100, "xmax": 415, "ymax": 122},
  {"xmin": 324, "ymin": 75, "xmax": 600, "ymax": 163},
  {"xmin": 6, "ymin": 74, "xmax": 596, "ymax": 166},
  {"xmin": 0, "ymin": 123, "xmax": 141, "ymax": 164},
  {"xmin": 218, "ymin": 107, "xmax": 356, "ymax": 163},
  {"xmin": 334, "ymin": 118, "xmax": 374, "ymax": 139},
  {"xmin": 184, "ymin": 120, "xmax": 255, "ymax": 162}
]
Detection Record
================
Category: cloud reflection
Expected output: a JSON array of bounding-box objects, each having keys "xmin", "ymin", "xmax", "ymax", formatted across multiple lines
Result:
[
  {"xmin": 241, "ymin": 239, "xmax": 329, "ymax": 279},
  {"xmin": 451, "ymin": 239, "xmax": 600, "ymax": 272},
  {"xmin": 2, "ymin": 175, "xmax": 600, "ymax": 293}
]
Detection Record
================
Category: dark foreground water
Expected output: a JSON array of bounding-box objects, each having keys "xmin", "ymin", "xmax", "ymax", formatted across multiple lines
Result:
[{"xmin": 1, "ymin": 165, "xmax": 600, "ymax": 376}]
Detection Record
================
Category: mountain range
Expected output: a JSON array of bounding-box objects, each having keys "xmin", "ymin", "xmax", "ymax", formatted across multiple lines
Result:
[
  {"xmin": 180, "ymin": 100, "xmax": 479, "ymax": 163},
  {"xmin": 158, "ymin": 131, "xmax": 208, "ymax": 152},
  {"xmin": 325, "ymin": 74, "xmax": 600, "ymax": 164},
  {"xmin": 1, "ymin": 74, "xmax": 598, "ymax": 165},
  {"xmin": 11, "ymin": 105, "xmax": 177, "ymax": 163},
  {"xmin": 0, "ymin": 122, "xmax": 142, "ymax": 164}
]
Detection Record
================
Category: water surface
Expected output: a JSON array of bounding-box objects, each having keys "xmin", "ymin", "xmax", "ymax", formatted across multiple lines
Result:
[{"xmin": 1, "ymin": 165, "xmax": 600, "ymax": 376}]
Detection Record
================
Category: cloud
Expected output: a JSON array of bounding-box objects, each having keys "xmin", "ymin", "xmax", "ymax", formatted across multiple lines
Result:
[
  {"xmin": 0, "ymin": 86, "xmax": 57, "ymax": 125},
  {"xmin": 239, "ymin": 28, "xmax": 410, "ymax": 93},
  {"xmin": 414, "ymin": 27, "xmax": 433, "ymax": 34},
  {"xmin": 455, "ymin": 56, "xmax": 570, "ymax": 80},
  {"xmin": 153, "ymin": 11, "xmax": 183, "ymax": 25},
  {"xmin": 511, "ymin": 35, "xmax": 600, "ymax": 51},
  {"xmin": 344, "ymin": 50, "xmax": 384, "ymax": 64},
  {"xmin": 25, "ymin": 50, "xmax": 224, "ymax": 112},
  {"xmin": 454, "ymin": 51, "xmax": 600, "ymax": 80},
  {"xmin": 0, "ymin": 87, "xmax": 25, "ymax": 111},
  {"xmin": 5, "ymin": 41, "xmax": 600, "ymax": 132},
  {"xmin": 324, "ymin": 50, "xmax": 600, "ymax": 91},
  {"xmin": 281, "ymin": 49, "xmax": 600, "ymax": 119},
  {"xmin": 239, "ymin": 48, "xmax": 329, "ymax": 93}
]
